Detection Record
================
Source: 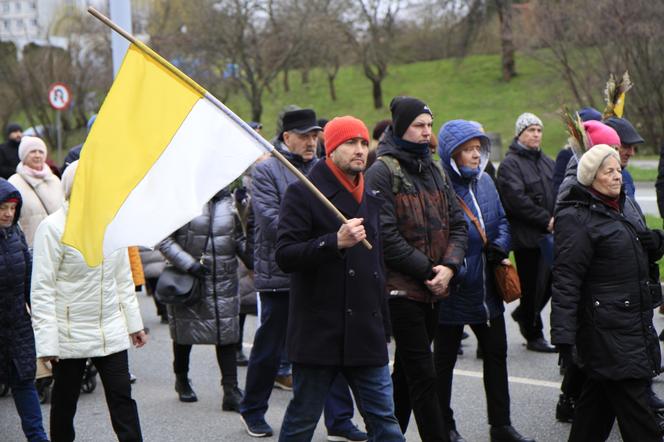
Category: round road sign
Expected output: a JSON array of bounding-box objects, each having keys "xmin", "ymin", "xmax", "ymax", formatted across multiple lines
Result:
[{"xmin": 48, "ymin": 82, "xmax": 72, "ymax": 110}]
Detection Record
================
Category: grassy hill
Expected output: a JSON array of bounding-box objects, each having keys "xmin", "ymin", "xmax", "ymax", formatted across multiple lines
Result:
[{"xmin": 224, "ymin": 52, "xmax": 576, "ymax": 158}]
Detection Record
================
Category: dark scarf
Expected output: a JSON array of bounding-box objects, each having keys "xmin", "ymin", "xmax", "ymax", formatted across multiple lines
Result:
[
  {"xmin": 589, "ymin": 187, "xmax": 620, "ymax": 212},
  {"xmin": 395, "ymin": 137, "xmax": 430, "ymax": 157}
]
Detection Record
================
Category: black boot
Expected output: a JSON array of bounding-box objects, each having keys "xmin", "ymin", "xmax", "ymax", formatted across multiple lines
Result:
[
  {"xmin": 222, "ymin": 384, "xmax": 243, "ymax": 412},
  {"xmin": 236, "ymin": 349, "xmax": 249, "ymax": 367},
  {"xmin": 556, "ymin": 394, "xmax": 574, "ymax": 423},
  {"xmin": 490, "ymin": 425, "xmax": 535, "ymax": 442},
  {"xmin": 449, "ymin": 428, "xmax": 467, "ymax": 442},
  {"xmin": 174, "ymin": 373, "xmax": 197, "ymax": 402}
]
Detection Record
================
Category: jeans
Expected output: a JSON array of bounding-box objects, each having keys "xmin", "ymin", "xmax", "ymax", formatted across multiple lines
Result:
[
  {"xmin": 50, "ymin": 350, "xmax": 142, "ymax": 442},
  {"xmin": 9, "ymin": 363, "xmax": 48, "ymax": 442},
  {"xmin": 434, "ymin": 315, "xmax": 511, "ymax": 428},
  {"xmin": 389, "ymin": 298, "xmax": 448, "ymax": 441},
  {"xmin": 279, "ymin": 363, "xmax": 404, "ymax": 442}
]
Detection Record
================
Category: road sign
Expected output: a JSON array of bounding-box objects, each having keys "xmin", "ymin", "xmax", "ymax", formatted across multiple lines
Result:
[{"xmin": 48, "ymin": 82, "xmax": 72, "ymax": 110}]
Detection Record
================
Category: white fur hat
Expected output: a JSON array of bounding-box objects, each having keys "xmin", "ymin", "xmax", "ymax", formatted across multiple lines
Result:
[
  {"xmin": 577, "ymin": 144, "xmax": 620, "ymax": 186},
  {"xmin": 18, "ymin": 136, "xmax": 47, "ymax": 162}
]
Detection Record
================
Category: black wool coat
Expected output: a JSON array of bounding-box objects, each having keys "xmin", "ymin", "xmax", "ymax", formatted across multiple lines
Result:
[
  {"xmin": 551, "ymin": 185, "xmax": 661, "ymax": 380},
  {"xmin": 276, "ymin": 161, "xmax": 390, "ymax": 367},
  {"xmin": 0, "ymin": 179, "xmax": 36, "ymax": 383}
]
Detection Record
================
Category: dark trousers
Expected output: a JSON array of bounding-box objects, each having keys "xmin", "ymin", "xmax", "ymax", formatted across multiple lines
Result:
[
  {"xmin": 513, "ymin": 248, "xmax": 551, "ymax": 340},
  {"xmin": 9, "ymin": 362, "xmax": 48, "ymax": 442},
  {"xmin": 240, "ymin": 292, "xmax": 355, "ymax": 431},
  {"xmin": 279, "ymin": 363, "xmax": 404, "ymax": 442},
  {"xmin": 569, "ymin": 377, "xmax": 661, "ymax": 442},
  {"xmin": 389, "ymin": 298, "xmax": 448, "ymax": 442},
  {"xmin": 50, "ymin": 350, "xmax": 142, "ymax": 442},
  {"xmin": 145, "ymin": 277, "xmax": 166, "ymax": 320},
  {"xmin": 172, "ymin": 341, "xmax": 237, "ymax": 386},
  {"xmin": 237, "ymin": 313, "xmax": 247, "ymax": 352},
  {"xmin": 434, "ymin": 315, "xmax": 511, "ymax": 428}
]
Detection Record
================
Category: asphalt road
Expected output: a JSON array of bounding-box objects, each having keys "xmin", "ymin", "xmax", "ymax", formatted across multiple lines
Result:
[{"xmin": 5, "ymin": 290, "xmax": 663, "ymax": 442}]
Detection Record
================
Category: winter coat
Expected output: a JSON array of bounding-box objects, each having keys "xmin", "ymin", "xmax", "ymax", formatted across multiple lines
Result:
[
  {"xmin": 365, "ymin": 128, "xmax": 467, "ymax": 303},
  {"xmin": 622, "ymin": 168, "xmax": 635, "ymax": 200},
  {"xmin": 30, "ymin": 204, "xmax": 144, "ymax": 359},
  {"xmin": 552, "ymin": 147, "xmax": 574, "ymax": 197},
  {"xmin": 159, "ymin": 192, "xmax": 248, "ymax": 345},
  {"xmin": 0, "ymin": 179, "xmax": 36, "ymax": 383},
  {"xmin": 128, "ymin": 246, "xmax": 145, "ymax": 286},
  {"xmin": 555, "ymin": 155, "xmax": 645, "ymax": 230},
  {"xmin": 438, "ymin": 122, "xmax": 511, "ymax": 325},
  {"xmin": 496, "ymin": 139, "xmax": 555, "ymax": 250},
  {"xmin": 0, "ymin": 139, "xmax": 20, "ymax": 179},
  {"xmin": 139, "ymin": 247, "xmax": 166, "ymax": 280},
  {"xmin": 276, "ymin": 161, "xmax": 390, "ymax": 366},
  {"xmin": 251, "ymin": 143, "xmax": 317, "ymax": 292},
  {"xmin": 8, "ymin": 164, "xmax": 64, "ymax": 246},
  {"xmin": 551, "ymin": 184, "xmax": 661, "ymax": 380}
]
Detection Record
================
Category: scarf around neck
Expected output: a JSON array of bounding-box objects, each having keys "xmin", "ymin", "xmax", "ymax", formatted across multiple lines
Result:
[{"xmin": 325, "ymin": 158, "xmax": 364, "ymax": 204}]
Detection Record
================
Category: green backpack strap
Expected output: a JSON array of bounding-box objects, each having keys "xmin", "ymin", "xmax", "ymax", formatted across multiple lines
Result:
[{"xmin": 377, "ymin": 155, "xmax": 415, "ymax": 194}]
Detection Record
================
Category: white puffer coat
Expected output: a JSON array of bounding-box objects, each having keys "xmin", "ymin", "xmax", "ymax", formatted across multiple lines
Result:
[
  {"xmin": 30, "ymin": 205, "xmax": 143, "ymax": 359},
  {"xmin": 8, "ymin": 164, "xmax": 63, "ymax": 246}
]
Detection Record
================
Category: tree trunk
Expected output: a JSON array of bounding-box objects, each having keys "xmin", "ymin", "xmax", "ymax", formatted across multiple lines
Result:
[
  {"xmin": 495, "ymin": 0, "xmax": 517, "ymax": 81},
  {"xmin": 301, "ymin": 68, "xmax": 309, "ymax": 84},
  {"xmin": 327, "ymin": 74, "xmax": 337, "ymax": 101},
  {"xmin": 251, "ymin": 96, "xmax": 263, "ymax": 123},
  {"xmin": 371, "ymin": 78, "xmax": 383, "ymax": 109},
  {"xmin": 283, "ymin": 69, "xmax": 290, "ymax": 92}
]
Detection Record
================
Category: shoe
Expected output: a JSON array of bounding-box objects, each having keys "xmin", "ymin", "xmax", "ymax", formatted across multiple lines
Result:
[
  {"xmin": 327, "ymin": 424, "xmax": 368, "ymax": 441},
  {"xmin": 457, "ymin": 346, "xmax": 464, "ymax": 355},
  {"xmin": 174, "ymin": 373, "xmax": 198, "ymax": 402},
  {"xmin": 526, "ymin": 338, "xmax": 556, "ymax": 353},
  {"xmin": 240, "ymin": 414, "xmax": 273, "ymax": 437},
  {"xmin": 222, "ymin": 384, "xmax": 243, "ymax": 412},
  {"xmin": 556, "ymin": 394, "xmax": 574, "ymax": 423},
  {"xmin": 490, "ymin": 425, "xmax": 535, "ymax": 442},
  {"xmin": 461, "ymin": 331, "xmax": 470, "ymax": 340},
  {"xmin": 129, "ymin": 373, "xmax": 137, "ymax": 384},
  {"xmin": 160, "ymin": 316, "xmax": 168, "ymax": 324},
  {"xmin": 274, "ymin": 374, "xmax": 293, "ymax": 391},
  {"xmin": 648, "ymin": 388, "xmax": 664, "ymax": 412},
  {"xmin": 449, "ymin": 429, "xmax": 467, "ymax": 442},
  {"xmin": 236, "ymin": 349, "xmax": 249, "ymax": 367},
  {"xmin": 511, "ymin": 308, "xmax": 529, "ymax": 341},
  {"xmin": 659, "ymin": 328, "xmax": 664, "ymax": 342}
]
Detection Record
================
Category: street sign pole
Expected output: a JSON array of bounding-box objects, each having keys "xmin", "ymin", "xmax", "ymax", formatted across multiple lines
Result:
[{"xmin": 56, "ymin": 110, "xmax": 62, "ymax": 161}]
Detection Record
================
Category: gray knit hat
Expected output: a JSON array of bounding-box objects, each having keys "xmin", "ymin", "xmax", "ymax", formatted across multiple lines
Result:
[
  {"xmin": 577, "ymin": 144, "xmax": 620, "ymax": 186},
  {"xmin": 515, "ymin": 112, "xmax": 543, "ymax": 136}
]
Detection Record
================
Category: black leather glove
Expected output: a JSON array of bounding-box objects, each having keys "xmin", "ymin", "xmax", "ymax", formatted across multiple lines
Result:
[
  {"xmin": 638, "ymin": 229, "xmax": 663, "ymax": 252},
  {"xmin": 486, "ymin": 243, "xmax": 508, "ymax": 265},
  {"xmin": 557, "ymin": 344, "xmax": 574, "ymax": 369},
  {"xmin": 188, "ymin": 262, "xmax": 210, "ymax": 279}
]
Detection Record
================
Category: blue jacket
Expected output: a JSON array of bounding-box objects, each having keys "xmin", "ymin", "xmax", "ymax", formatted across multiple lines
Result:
[
  {"xmin": 0, "ymin": 179, "xmax": 36, "ymax": 382},
  {"xmin": 438, "ymin": 120, "xmax": 511, "ymax": 324},
  {"xmin": 251, "ymin": 142, "xmax": 318, "ymax": 292}
]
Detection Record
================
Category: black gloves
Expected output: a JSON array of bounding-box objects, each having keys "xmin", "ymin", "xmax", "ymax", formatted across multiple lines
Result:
[
  {"xmin": 637, "ymin": 229, "xmax": 663, "ymax": 253},
  {"xmin": 557, "ymin": 344, "xmax": 574, "ymax": 369},
  {"xmin": 486, "ymin": 243, "xmax": 508, "ymax": 265},
  {"xmin": 188, "ymin": 262, "xmax": 210, "ymax": 279}
]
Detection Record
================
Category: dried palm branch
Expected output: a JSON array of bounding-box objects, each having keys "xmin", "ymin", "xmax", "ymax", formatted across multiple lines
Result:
[
  {"xmin": 560, "ymin": 107, "xmax": 590, "ymax": 159},
  {"xmin": 602, "ymin": 71, "xmax": 633, "ymax": 119}
]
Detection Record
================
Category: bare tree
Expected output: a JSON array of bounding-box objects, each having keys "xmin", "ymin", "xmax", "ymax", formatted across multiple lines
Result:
[{"xmin": 494, "ymin": 0, "xmax": 516, "ymax": 80}]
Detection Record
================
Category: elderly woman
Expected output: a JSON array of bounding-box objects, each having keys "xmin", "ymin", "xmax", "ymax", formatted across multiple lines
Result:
[
  {"xmin": 435, "ymin": 120, "xmax": 533, "ymax": 442},
  {"xmin": 552, "ymin": 145, "xmax": 663, "ymax": 441},
  {"xmin": 159, "ymin": 188, "xmax": 249, "ymax": 411},
  {"xmin": 0, "ymin": 178, "xmax": 49, "ymax": 442},
  {"xmin": 8, "ymin": 136, "xmax": 63, "ymax": 246},
  {"xmin": 30, "ymin": 161, "xmax": 147, "ymax": 442}
]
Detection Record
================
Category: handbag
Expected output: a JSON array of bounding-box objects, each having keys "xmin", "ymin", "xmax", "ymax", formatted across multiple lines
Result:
[
  {"xmin": 456, "ymin": 196, "xmax": 521, "ymax": 303},
  {"xmin": 155, "ymin": 266, "xmax": 203, "ymax": 306}
]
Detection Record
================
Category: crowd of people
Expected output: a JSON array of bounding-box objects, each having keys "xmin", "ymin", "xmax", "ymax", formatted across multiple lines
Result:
[{"xmin": 1, "ymin": 94, "xmax": 664, "ymax": 442}]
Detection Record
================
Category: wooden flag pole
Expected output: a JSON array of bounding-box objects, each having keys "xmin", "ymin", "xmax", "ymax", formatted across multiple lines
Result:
[{"xmin": 87, "ymin": 7, "xmax": 371, "ymax": 250}]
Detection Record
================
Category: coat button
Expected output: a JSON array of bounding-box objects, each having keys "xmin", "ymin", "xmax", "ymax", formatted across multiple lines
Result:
[
  {"xmin": 624, "ymin": 300, "xmax": 630, "ymax": 307},
  {"xmin": 594, "ymin": 301, "xmax": 600, "ymax": 307},
  {"xmin": 348, "ymin": 269, "xmax": 355, "ymax": 277},
  {"xmin": 319, "ymin": 240, "xmax": 325, "ymax": 247},
  {"xmin": 373, "ymin": 271, "xmax": 379, "ymax": 279},
  {"xmin": 346, "ymin": 308, "xmax": 353, "ymax": 316}
]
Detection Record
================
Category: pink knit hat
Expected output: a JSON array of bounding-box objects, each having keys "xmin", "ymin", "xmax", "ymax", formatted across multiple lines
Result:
[
  {"xmin": 17, "ymin": 136, "xmax": 47, "ymax": 161},
  {"xmin": 583, "ymin": 121, "xmax": 620, "ymax": 147}
]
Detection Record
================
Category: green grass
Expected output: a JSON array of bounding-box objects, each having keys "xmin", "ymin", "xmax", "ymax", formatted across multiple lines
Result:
[
  {"xmin": 629, "ymin": 166, "xmax": 658, "ymax": 182},
  {"xmin": 645, "ymin": 215, "xmax": 664, "ymax": 278},
  {"xmin": 223, "ymin": 52, "xmax": 577, "ymax": 158}
]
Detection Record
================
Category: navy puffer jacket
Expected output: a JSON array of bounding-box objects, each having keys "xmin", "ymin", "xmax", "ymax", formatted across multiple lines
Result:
[
  {"xmin": 0, "ymin": 178, "xmax": 35, "ymax": 382},
  {"xmin": 438, "ymin": 120, "xmax": 511, "ymax": 324}
]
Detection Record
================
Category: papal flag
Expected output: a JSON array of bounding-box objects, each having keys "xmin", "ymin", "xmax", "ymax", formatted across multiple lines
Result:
[{"xmin": 63, "ymin": 44, "xmax": 267, "ymax": 267}]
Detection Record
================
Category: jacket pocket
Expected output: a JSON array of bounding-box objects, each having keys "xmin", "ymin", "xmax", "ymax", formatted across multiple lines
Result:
[{"xmin": 592, "ymin": 298, "xmax": 639, "ymax": 330}]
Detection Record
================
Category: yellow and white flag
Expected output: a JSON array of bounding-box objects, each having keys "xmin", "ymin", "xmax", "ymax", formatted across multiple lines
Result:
[{"xmin": 63, "ymin": 44, "xmax": 266, "ymax": 267}]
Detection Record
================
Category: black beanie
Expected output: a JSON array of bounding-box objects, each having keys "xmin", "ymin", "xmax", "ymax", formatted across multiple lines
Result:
[
  {"xmin": 390, "ymin": 96, "xmax": 432, "ymax": 138},
  {"xmin": 5, "ymin": 123, "xmax": 22, "ymax": 138}
]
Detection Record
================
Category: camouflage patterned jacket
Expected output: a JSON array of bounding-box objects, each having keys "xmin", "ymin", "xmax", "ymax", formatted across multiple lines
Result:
[{"xmin": 365, "ymin": 128, "xmax": 467, "ymax": 303}]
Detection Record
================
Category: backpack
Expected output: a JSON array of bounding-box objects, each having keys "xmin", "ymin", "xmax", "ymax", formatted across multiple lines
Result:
[{"xmin": 377, "ymin": 154, "xmax": 452, "ymax": 195}]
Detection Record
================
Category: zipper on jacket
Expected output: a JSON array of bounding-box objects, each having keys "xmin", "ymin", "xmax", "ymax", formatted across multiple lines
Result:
[
  {"xmin": 66, "ymin": 306, "xmax": 71, "ymax": 339},
  {"xmin": 100, "ymin": 265, "xmax": 106, "ymax": 353},
  {"xmin": 468, "ymin": 185, "xmax": 491, "ymax": 323}
]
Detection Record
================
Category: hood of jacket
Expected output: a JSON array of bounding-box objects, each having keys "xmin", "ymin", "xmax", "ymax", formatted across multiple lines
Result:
[
  {"xmin": 0, "ymin": 178, "xmax": 22, "ymax": 226},
  {"xmin": 438, "ymin": 120, "xmax": 491, "ymax": 184}
]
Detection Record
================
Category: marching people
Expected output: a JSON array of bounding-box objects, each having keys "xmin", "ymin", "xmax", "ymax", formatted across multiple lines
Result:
[
  {"xmin": 496, "ymin": 113, "xmax": 556, "ymax": 353},
  {"xmin": 0, "ymin": 178, "xmax": 49, "ymax": 442},
  {"xmin": 435, "ymin": 120, "xmax": 534, "ymax": 442},
  {"xmin": 366, "ymin": 96, "xmax": 468, "ymax": 441},
  {"xmin": 241, "ymin": 109, "xmax": 364, "ymax": 440},
  {"xmin": 0, "ymin": 123, "xmax": 23, "ymax": 179},
  {"xmin": 276, "ymin": 115, "xmax": 404, "ymax": 441},
  {"xmin": 8, "ymin": 136, "xmax": 64, "ymax": 246},
  {"xmin": 551, "ymin": 145, "xmax": 664, "ymax": 441},
  {"xmin": 30, "ymin": 161, "xmax": 148, "ymax": 442},
  {"xmin": 158, "ymin": 187, "xmax": 249, "ymax": 411}
]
